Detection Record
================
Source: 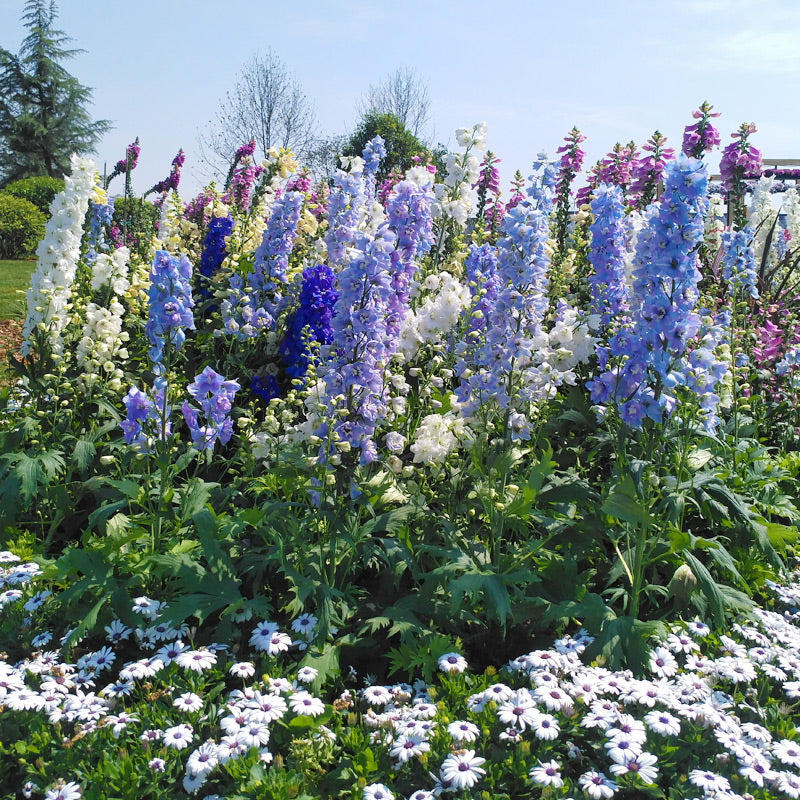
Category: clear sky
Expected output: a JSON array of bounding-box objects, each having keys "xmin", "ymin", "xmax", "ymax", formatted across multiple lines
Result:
[{"xmin": 1, "ymin": 0, "xmax": 799, "ymax": 199}]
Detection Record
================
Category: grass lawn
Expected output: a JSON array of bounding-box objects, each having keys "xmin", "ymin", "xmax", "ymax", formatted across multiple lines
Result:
[{"xmin": 0, "ymin": 258, "xmax": 34, "ymax": 320}]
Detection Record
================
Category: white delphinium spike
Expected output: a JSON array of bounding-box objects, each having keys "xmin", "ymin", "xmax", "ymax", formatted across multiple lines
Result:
[{"xmin": 21, "ymin": 155, "xmax": 98, "ymax": 358}]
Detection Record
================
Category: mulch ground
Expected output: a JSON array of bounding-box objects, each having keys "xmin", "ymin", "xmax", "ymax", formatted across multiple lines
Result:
[{"xmin": 0, "ymin": 318, "xmax": 24, "ymax": 382}]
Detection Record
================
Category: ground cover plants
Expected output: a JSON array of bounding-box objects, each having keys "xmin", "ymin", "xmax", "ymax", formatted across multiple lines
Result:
[{"xmin": 1, "ymin": 104, "xmax": 800, "ymax": 798}]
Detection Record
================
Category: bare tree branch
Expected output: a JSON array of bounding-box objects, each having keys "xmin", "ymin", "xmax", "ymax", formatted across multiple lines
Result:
[
  {"xmin": 197, "ymin": 49, "xmax": 317, "ymax": 181},
  {"xmin": 358, "ymin": 67, "xmax": 431, "ymax": 140}
]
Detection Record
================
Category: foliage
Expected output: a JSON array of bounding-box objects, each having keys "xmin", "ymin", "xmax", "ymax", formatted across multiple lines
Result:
[
  {"xmin": 358, "ymin": 67, "xmax": 431, "ymax": 139},
  {"xmin": 2, "ymin": 175, "xmax": 65, "ymax": 215},
  {"xmin": 0, "ymin": 0, "xmax": 111, "ymax": 186},
  {"xmin": 0, "ymin": 194, "xmax": 45, "ymax": 258},
  {"xmin": 0, "ymin": 259, "xmax": 34, "ymax": 319},
  {"xmin": 342, "ymin": 111, "xmax": 431, "ymax": 182}
]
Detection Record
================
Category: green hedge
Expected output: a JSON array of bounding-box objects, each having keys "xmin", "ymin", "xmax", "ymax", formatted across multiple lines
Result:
[
  {"xmin": 3, "ymin": 176, "xmax": 65, "ymax": 215},
  {"xmin": 0, "ymin": 194, "xmax": 46, "ymax": 259}
]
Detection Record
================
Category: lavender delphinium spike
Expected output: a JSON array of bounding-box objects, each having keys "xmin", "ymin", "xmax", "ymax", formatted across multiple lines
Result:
[
  {"xmin": 145, "ymin": 250, "xmax": 196, "ymax": 375},
  {"xmin": 455, "ymin": 197, "xmax": 553, "ymax": 434},
  {"xmin": 588, "ymin": 184, "xmax": 629, "ymax": 330},
  {"xmin": 181, "ymin": 366, "xmax": 240, "ymax": 451},
  {"xmin": 588, "ymin": 154, "xmax": 710, "ymax": 427},
  {"xmin": 221, "ymin": 191, "xmax": 305, "ymax": 339}
]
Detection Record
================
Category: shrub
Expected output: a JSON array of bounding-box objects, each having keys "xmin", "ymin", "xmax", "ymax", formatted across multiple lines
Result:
[
  {"xmin": 112, "ymin": 196, "xmax": 160, "ymax": 257},
  {"xmin": 0, "ymin": 194, "xmax": 46, "ymax": 258},
  {"xmin": 2, "ymin": 175, "xmax": 65, "ymax": 215}
]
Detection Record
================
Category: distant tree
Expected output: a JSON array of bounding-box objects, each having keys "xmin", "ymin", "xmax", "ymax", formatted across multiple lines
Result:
[
  {"xmin": 342, "ymin": 112, "xmax": 431, "ymax": 183},
  {"xmin": 304, "ymin": 134, "xmax": 348, "ymax": 184},
  {"xmin": 0, "ymin": 0, "xmax": 111, "ymax": 187},
  {"xmin": 358, "ymin": 67, "xmax": 431, "ymax": 140},
  {"xmin": 198, "ymin": 50, "xmax": 317, "ymax": 180}
]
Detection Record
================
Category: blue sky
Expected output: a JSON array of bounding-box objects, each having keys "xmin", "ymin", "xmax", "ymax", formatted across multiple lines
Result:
[{"xmin": 1, "ymin": 0, "xmax": 799, "ymax": 198}]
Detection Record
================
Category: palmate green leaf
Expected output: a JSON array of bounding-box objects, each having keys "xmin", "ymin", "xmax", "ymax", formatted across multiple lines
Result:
[
  {"xmin": 542, "ymin": 591, "xmax": 616, "ymax": 631},
  {"xmin": 70, "ymin": 437, "xmax": 95, "ymax": 474},
  {"xmin": 62, "ymin": 593, "xmax": 107, "ymax": 650},
  {"xmin": 299, "ymin": 642, "xmax": 341, "ymax": 686},
  {"xmin": 583, "ymin": 615, "xmax": 667, "ymax": 674},
  {"xmin": 6, "ymin": 450, "xmax": 66, "ymax": 504},
  {"xmin": 602, "ymin": 476, "xmax": 651, "ymax": 527},
  {"xmin": 759, "ymin": 519, "xmax": 799, "ymax": 551},
  {"xmin": 449, "ymin": 571, "xmax": 510, "ymax": 626},
  {"xmin": 178, "ymin": 478, "xmax": 219, "ymax": 520},
  {"xmin": 161, "ymin": 574, "xmax": 242, "ymax": 625},
  {"xmin": 193, "ymin": 508, "xmax": 237, "ymax": 578},
  {"xmin": 388, "ymin": 633, "xmax": 460, "ymax": 683},
  {"xmin": 357, "ymin": 504, "xmax": 418, "ymax": 538}
]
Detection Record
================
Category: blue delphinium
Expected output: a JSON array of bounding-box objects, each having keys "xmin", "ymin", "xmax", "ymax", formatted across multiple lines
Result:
[
  {"xmin": 676, "ymin": 309, "xmax": 731, "ymax": 433},
  {"xmin": 280, "ymin": 264, "xmax": 338, "ymax": 378},
  {"xmin": 198, "ymin": 212, "xmax": 233, "ymax": 296},
  {"xmin": 384, "ymin": 179, "xmax": 435, "ymax": 341},
  {"xmin": 526, "ymin": 153, "xmax": 559, "ymax": 215},
  {"xmin": 250, "ymin": 374, "xmax": 281, "ymax": 402},
  {"xmin": 455, "ymin": 197, "xmax": 552, "ymax": 432},
  {"xmin": 361, "ymin": 135, "xmax": 386, "ymax": 205},
  {"xmin": 181, "ymin": 366, "xmax": 240, "ymax": 451},
  {"xmin": 721, "ymin": 228, "xmax": 759, "ymax": 300},
  {"xmin": 463, "ymin": 242, "xmax": 500, "ymax": 334},
  {"xmin": 221, "ymin": 191, "xmax": 304, "ymax": 339},
  {"xmin": 588, "ymin": 154, "xmax": 710, "ymax": 427},
  {"xmin": 588, "ymin": 183, "xmax": 629, "ymax": 328},
  {"xmin": 318, "ymin": 224, "xmax": 397, "ymax": 464},
  {"xmin": 120, "ymin": 384, "xmax": 171, "ymax": 450},
  {"xmin": 85, "ymin": 198, "xmax": 114, "ymax": 266},
  {"xmin": 145, "ymin": 250, "xmax": 195, "ymax": 374}
]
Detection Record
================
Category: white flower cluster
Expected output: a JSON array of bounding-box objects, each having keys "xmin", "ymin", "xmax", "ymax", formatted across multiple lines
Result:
[
  {"xmin": 433, "ymin": 123, "xmax": 486, "ymax": 226},
  {"xmin": 704, "ymin": 195, "xmax": 726, "ymax": 256},
  {"xmin": 398, "ymin": 272, "xmax": 472, "ymax": 361},
  {"xmin": 783, "ymin": 188, "xmax": 800, "ymax": 248},
  {"xmin": 21, "ymin": 155, "xmax": 98, "ymax": 357},
  {"xmin": 75, "ymin": 301, "xmax": 129, "ymax": 391},
  {"xmin": 409, "ymin": 407, "xmax": 473, "ymax": 466},
  {"xmin": 89, "ymin": 247, "xmax": 131, "ymax": 295},
  {"xmin": 75, "ymin": 246, "xmax": 131, "ymax": 391},
  {"xmin": 544, "ymin": 302, "xmax": 597, "ymax": 385},
  {"xmin": 749, "ymin": 176, "xmax": 780, "ymax": 272}
]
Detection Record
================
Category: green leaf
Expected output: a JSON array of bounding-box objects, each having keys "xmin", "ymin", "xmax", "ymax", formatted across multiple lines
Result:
[
  {"xmin": 682, "ymin": 550, "xmax": 730, "ymax": 628},
  {"xmin": 70, "ymin": 438, "xmax": 96, "ymax": 473},
  {"xmin": 14, "ymin": 453, "xmax": 43, "ymax": 504},
  {"xmin": 193, "ymin": 508, "xmax": 236, "ymax": 578},
  {"xmin": 761, "ymin": 520, "xmax": 798, "ymax": 551},
  {"xmin": 686, "ymin": 447, "xmax": 713, "ymax": 471},
  {"xmin": 602, "ymin": 487, "xmax": 648, "ymax": 527},
  {"xmin": 357, "ymin": 505, "xmax": 417, "ymax": 538},
  {"xmin": 63, "ymin": 593, "xmax": 107, "ymax": 650},
  {"xmin": 584, "ymin": 615, "xmax": 664, "ymax": 674},
  {"xmin": 178, "ymin": 478, "xmax": 218, "ymax": 520},
  {"xmin": 105, "ymin": 478, "xmax": 145, "ymax": 501},
  {"xmin": 288, "ymin": 704, "xmax": 333, "ymax": 729}
]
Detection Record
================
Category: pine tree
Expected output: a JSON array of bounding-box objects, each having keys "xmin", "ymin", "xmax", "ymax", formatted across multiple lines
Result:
[{"xmin": 0, "ymin": 0, "xmax": 111, "ymax": 187}]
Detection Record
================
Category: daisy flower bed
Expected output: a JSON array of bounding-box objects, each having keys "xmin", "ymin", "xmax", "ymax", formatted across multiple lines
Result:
[{"xmin": 4, "ymin": 550, "xmax": 800, "ymax": 799}]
